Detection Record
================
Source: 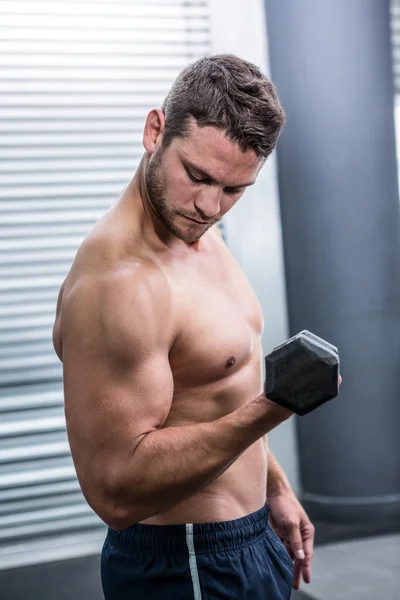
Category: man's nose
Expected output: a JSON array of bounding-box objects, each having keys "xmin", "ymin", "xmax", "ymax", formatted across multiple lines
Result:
[{"xmin": 195, "ymin": 187, "xmax": 223, "ymax": 219}]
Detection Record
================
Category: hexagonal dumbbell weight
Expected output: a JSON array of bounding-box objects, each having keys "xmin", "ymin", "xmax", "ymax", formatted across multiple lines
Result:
[{"xmin": 265, "ymin": 330, "xmax": 340, "ymax": 416}]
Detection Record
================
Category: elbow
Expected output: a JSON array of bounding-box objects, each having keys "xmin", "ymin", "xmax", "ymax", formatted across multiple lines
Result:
[
  {"xmin": 97, "ymin": 498, "xmax": 155, "ymax": 530},
  {"xmin": 94, "ymin": 495, "xmax": 141, "ymax": 531},
  {"xmin": 77, "ymin": 463, "xmax": 152, "ymax": 529},
  {"xmin": 81, "ymin": 481, "xmax": 139, "ymax": 531},
  {"xmin": 104, "ymin": 517, "xmax": 134, "ymax": 531},
  {"xmin": 102, "ymin": 496, "xmax": 157, "ymax": 530},
  {"xmin": 100, "ymin": 505, "xmax": 134, "ymax": 531}
]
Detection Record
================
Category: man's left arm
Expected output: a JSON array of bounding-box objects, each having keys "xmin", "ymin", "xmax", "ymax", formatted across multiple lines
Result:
[{"xmin": 266, "ymin": 446, "xmax": 315, "ymax": 591}]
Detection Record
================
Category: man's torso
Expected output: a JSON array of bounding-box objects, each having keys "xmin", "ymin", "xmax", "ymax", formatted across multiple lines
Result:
[{"xmin": 54, "ymin": 193, "xmax": 269, "ymax": 525}]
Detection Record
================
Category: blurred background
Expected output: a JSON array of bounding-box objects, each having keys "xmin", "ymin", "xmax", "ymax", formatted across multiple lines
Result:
[{"xmin": 0, "ymin": 0, "xmax": 399, "ymax": 598}]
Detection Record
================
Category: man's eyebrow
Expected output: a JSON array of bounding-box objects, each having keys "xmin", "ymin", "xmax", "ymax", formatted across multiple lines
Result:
[{"xmin": 183, "ymin": 159, "xmax": 255, "ymax": 188}]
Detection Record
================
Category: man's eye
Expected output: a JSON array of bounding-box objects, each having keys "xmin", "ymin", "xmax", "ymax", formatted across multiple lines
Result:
[
  {"xmin": 225, "ymin": 187, "xmax": 243, "ymax": 195},
  {"xmin": 186, "ymin": 168, "xmax": 209, "ymax": 185},
  {"xmin": 189, "ymin": 173, "xmax": 203, "ymax": 183}
]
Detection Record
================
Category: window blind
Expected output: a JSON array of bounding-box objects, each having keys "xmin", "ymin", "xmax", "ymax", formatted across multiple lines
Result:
[{"xmin": 0, "ymin": 0, "xmax": 210, "ymax": 569}]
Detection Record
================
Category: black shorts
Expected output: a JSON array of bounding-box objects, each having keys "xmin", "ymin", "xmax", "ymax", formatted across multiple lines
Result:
[{"xmin": 101, "ymin": 503, "xmax": 294, "ymax": 599}]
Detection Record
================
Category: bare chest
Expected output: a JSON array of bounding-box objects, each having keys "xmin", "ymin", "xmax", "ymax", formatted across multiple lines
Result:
[{"xmin": 166, "ymin": 249, "xmax": 264, "ymax": 390}]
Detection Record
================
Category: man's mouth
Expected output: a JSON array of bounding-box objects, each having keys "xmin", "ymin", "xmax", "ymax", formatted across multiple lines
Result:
[{"xmin": 184, "ymin": 216, "xmax": 208, "ymax": 225}]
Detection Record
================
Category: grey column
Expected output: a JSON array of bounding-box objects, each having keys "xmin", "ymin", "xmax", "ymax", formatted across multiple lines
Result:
[{"xmin": 265, "ymin": 0, "xmax": 400, "ymax": 522}]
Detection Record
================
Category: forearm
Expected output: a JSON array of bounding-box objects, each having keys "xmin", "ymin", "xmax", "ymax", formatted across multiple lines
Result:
[
  {"xmin": 266, "ymin": 448, "xmax": 292, "ymax": 497},
  {"xmin": 113, "ymin": 395, "xmax": 292, "ymax": 527}
]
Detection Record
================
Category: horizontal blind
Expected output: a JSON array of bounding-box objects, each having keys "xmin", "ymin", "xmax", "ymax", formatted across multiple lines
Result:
[{"xmin": 0, "ymin": 0, "xmax": 210, "ymax": 567}]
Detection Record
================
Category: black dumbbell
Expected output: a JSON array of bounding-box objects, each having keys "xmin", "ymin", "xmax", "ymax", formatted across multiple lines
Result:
[{"xmin": 265, "ymin": 330, "xmax": 340, "ymax": 416}]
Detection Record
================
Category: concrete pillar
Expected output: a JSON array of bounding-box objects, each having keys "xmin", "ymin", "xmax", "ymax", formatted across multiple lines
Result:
[{"xmin": 265, "ymin": 0, "xmax": 400, "ymax": 522}]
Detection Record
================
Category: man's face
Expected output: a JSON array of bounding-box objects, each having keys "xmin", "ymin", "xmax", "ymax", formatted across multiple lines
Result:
[{"xmin": 145, "ymin": 122, "xmax": 263, "ymax": 244}]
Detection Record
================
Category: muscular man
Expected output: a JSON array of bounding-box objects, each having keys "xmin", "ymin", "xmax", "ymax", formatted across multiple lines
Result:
[{"xmin": 53, "ymin": 55, "xmax": 336, "ymax": 599}]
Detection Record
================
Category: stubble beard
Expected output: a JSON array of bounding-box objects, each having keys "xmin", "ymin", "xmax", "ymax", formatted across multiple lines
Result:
[{"xmin": 145, "ymin": 148, "xmax": 213, "ymax": 244}]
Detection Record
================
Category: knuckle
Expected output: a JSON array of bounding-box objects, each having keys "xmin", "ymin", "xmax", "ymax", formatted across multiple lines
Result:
[{"xmin": 288, "ymin": 518, "xmax": 300, "ymax": 529}]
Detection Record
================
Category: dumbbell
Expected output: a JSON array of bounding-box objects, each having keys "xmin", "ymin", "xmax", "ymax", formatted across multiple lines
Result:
[{"xmin": 265, "ymin": 330, "xmax": 340, "ymax": 416}]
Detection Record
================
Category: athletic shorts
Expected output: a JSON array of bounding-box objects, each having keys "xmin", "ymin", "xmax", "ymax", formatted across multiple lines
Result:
[{"xmin": 101, "ymin": 503, "xmax": 294, "ymax": 599}]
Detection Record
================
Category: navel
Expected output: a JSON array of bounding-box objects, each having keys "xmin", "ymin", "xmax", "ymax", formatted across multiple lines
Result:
[{"xmin": 225, "ymin": 356, "xmax": 236, "ymax": 369}]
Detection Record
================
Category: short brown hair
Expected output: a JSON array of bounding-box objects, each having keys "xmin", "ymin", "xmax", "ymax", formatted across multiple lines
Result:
[{"xmin": 161, "ymin": 54, "xmax": 285, "ymax": 159}]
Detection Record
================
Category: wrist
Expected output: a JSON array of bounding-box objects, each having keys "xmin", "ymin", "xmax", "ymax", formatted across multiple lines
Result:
[
  {"xmin": 263, "ymin": 395, "xmax": 293, "ymax": 421},
  {"xmin": 267, "ymin": 480, "xmax": 292, "ymax": 498},
  {"xmin": 266, "ymin": 450, "xmax": 293, "ymax": 498}
]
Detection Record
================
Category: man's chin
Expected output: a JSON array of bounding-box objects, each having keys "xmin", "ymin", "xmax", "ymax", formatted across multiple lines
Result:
[
  {"xmin": 175, "ymin": 230, "xmax": 206, "ymax": 244},
  {"xmin": 166, "ymin": 219, "xmax": 210, "ymax": 244}
]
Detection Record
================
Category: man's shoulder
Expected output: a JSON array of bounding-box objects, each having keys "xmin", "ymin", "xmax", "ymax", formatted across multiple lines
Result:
[
  {"xmin": 59, "ymin": 253, "xmax": 175, "ymax": 358},
  {"xmin": 61, "ymin": 216, "xmax": 172, "ymax": 319},
  {"xmin": 66, "ymin": 250, "xmax": 170, "ymax": 314}
]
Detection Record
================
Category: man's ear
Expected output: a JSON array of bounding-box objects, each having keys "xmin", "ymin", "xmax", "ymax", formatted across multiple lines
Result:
[{"xmin": 143, "ymin": 109, "xmax": 166, "ymax": 154}]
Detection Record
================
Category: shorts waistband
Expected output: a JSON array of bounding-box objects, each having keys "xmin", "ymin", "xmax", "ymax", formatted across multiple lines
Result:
[{"xmin": 107, "ymin": 503, "xmax": 269, "ymax": 555}]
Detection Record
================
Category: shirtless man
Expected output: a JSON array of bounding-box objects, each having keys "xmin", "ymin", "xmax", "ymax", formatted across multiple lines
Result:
[{"xmin": 52, "ymin": 55, "xmax": 336, "ymax": 599}]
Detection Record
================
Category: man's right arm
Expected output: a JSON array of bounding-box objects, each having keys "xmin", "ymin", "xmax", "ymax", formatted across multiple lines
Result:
[{"xmin": 60, "ymin": 263, "xmax": 292, "ymax": 530}]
